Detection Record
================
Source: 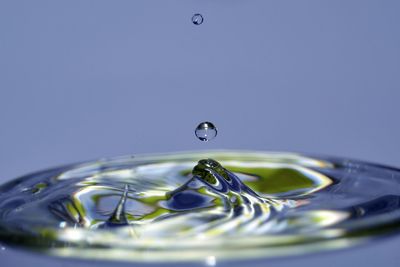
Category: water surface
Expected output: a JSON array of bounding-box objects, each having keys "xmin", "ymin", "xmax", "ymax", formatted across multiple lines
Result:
[{"xmin": 0, "ymin": 151, "xmax": 400, "ymax": 262}]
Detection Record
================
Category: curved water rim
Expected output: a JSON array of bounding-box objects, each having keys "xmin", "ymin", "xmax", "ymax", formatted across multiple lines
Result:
[{"xmin": 0, "ymin": 150, "xmax": 400, "ymax": 263}]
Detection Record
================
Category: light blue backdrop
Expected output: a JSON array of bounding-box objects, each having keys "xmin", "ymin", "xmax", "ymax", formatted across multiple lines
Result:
[{"xmin": 0, "ymin": 1, "xmax": 400, "ymax": 266}]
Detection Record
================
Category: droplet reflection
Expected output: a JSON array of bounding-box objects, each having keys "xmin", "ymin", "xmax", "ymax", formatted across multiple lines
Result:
[
  {"xmin": 192, "ymin": 13, "xmax": 204, "ymax": 25},
  {"xmin": 195, "ymin": 121, "xmax": 217, "ymax": 142}
]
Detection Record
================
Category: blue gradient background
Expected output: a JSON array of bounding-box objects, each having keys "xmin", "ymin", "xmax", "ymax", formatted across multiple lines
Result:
[{"xmin": 1, "ymin": 1, "xmax": 400, "ymax": 266}]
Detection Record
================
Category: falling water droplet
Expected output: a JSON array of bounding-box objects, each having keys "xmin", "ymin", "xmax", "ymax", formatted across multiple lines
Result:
[
  {"xmin": 192, "ymin": 14, "xmax": 204, "ymax": 25},
  {"xmin": 195, "ymin": 122, "xmax": 217, "ymax": 142}
]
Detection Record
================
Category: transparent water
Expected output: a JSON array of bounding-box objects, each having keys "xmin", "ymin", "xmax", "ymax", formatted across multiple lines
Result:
[
  {"xmin": 0, "ymin": 151, "xmax": 400, "ymax": 263},
  {"xmin": 195, "ymin": 122, "xmax": 218, "ymax": 142},
  {"xmin": 191, "ymin": 13, "xmax": 204, "ymax": 25}
]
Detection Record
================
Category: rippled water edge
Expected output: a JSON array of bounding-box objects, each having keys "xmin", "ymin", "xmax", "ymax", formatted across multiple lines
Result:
[{"xmin": 0, "ymin": 150, "xmax": 400, "ymax": 263}]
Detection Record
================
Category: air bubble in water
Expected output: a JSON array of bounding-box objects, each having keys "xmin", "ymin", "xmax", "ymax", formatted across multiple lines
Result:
[
  {"xmin": 192, "ymin": 14, "xmax": 204, "ymax": 25},
  {"xmin": 195, "ymin": 122, "xmax": 217, "ymax": 142}
]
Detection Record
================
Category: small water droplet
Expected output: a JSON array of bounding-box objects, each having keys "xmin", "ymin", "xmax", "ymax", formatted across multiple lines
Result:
[
  {"xmin": 195, "ymin": 122, "xmax": 217, "ymax": 142},
  {"xmin": 192, "ymin": 13, "xmax": 204, "ymax": 25}
]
